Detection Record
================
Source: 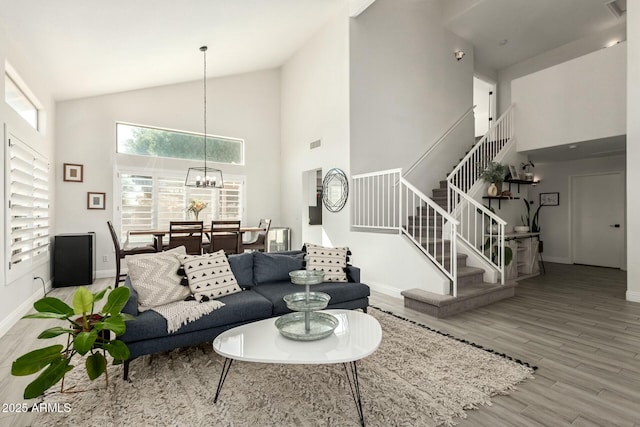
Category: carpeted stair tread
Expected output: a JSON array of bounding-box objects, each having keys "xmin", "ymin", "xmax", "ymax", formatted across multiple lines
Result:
[
  {"xmin": 457, "ymin": 266, "xmax": 485, "ymax": 278},
  {"xmin": 401, "ymin": 281, "xmax": 516, "ymax": 307}
]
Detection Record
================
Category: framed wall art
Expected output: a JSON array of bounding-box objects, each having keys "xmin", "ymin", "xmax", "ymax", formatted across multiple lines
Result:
[
  {"xmin": 540, "ymin": 192, "xmax": 559, "ymax": 206},
  {"xmin": 508, "ymin": 164, "xmax": 520, "ymax": 180},
  {"xmin": 63, "ymin": 163, "xmax": 83, "ymax": 182},
  {"xmin": 87, "ymin": 192, "xmax": 106, "ymax": 210}
]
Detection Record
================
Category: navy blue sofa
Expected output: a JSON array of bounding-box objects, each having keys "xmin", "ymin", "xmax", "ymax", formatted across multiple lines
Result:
[{"xmin": 120, "ymin": 250, "xmax": 370, "ymax": 379}]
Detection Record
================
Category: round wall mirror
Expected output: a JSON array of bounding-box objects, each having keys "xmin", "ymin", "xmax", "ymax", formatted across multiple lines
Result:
[{"xmin": 322, "ymin": 168, "xmax": 349, "ymax": 212}]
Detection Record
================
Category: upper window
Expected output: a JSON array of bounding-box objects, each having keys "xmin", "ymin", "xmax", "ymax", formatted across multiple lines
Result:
[
  {"xmin": 116, "ymin": 123, "xmax": 244, "ymax": 165},
  {"xmin": 4, "ymin": 74, "xmax": 39, "ymax": 130}
]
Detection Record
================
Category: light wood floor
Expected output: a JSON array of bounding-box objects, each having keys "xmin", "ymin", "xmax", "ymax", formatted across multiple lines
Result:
[{"xmin": 1, "ymin": 263, "xmax": 638, "ymax": 426}]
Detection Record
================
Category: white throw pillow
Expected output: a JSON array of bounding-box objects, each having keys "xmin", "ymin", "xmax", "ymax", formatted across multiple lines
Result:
[
  {"xmin": 125, "ymin": 247, "xmax": 191, "ymax": 311},
  {"xmin": 179, "ymin": 251, "xmax": 241, "ymax": 302},
  {"xmin": 303, "ymin": 243, "xmax": 349, "ymax": 282}
]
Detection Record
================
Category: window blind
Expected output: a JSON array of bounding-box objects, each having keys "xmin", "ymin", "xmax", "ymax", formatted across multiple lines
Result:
[
  {"xmin": 118, "ymin": 171, "xmax": 244, "ymax": 245},
  {"xmin": 6, "ymin": 133, "xmax": 49, "ymax": 281}
]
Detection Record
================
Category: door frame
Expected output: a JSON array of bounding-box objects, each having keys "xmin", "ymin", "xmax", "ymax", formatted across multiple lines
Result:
[{"xmin": 569, "ymin": 170, "xmax": 626, "ymax": 269}]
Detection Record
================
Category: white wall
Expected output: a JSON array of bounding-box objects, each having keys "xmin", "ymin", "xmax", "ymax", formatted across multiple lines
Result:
[
  {"xmin": 55, "ymin": 70, "xmax": 281, "ymax": 278},
  {"xmin": 280, "ymin": 7, "xmax": 350, "ymax": 252},
  {"xmin": 529, "ymin": 155, "xmax": 626, "ymax": 266},
  {"xmin": 0, "ymin": 21, "xmax": 57, "ymax": 336},
  {"xmin": 512, "ymin": 42, "xmax": 626, "ymax": 152},
  {"xmin": 627, "ymin": 3, "xmax": 640, "ymax": 303},
  {"xmin": 498, "ymin": 22, "xmax": 626, "ymax": 115},
  {"xmin": 346, "ymin": 0, "xmax": 475, "ymax": 295},
  {"xmin": 350, "ymin": 0, "xmax": 474, "ymax": 191}
]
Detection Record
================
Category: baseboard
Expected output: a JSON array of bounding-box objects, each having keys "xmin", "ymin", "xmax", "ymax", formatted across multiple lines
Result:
[
  {"xmin": 542, "ymin": 256, "xmax": 571, "ymax": 264},
  {"xmin": 626, "ymin": 290, "xmax": 640, "ymax": 303},
  {"xmin": 95, "ymin": 268, "xmax": 116, "ymax": 279},
  {"xmin": 0, "ymin": 280, "xmax": 51, "ymax": 339},
  {"xmin": 367, "ymin": 281, "xmax": 404, "ymax": 299}
]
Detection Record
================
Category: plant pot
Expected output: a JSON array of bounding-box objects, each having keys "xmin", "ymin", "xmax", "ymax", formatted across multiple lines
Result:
[
  {"xmin": 524, "ymin": 172, "xmax": 534, "ymax": 181},
  {"xmin": 514, "ymin": 225, "xmax": 530, "ymax": 233}
]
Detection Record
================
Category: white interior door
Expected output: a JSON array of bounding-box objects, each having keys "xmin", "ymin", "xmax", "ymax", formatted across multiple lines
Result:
[{"xmin": 571, "ymin": 172, "xmax": 625, "ymax": 268}]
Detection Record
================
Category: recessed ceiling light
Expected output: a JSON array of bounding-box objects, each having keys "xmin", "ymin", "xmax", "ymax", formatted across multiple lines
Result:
[
  {"xmin": 499, "ymin": 39, "xmax": 508, "ymax": 46},
  {"xmin": 569, "ymin": 144, "xmax": 578, "ymax": 149},
  {"xmin": 605, "ymin": 40, "xmax": 621, "ymax": 48}
]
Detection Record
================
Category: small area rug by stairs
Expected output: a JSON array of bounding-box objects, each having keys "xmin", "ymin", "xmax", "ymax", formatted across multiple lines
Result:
[{"xmin": 35, "ymin": 307, "xmax": 535, "ymax": 427}]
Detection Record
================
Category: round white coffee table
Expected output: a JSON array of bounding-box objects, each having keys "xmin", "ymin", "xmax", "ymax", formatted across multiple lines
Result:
[{"xmin": 212, "ymin": 309, "xmax": 382, "ymax": 426}]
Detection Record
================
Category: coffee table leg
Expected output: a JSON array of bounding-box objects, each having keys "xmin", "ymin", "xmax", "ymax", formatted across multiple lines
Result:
[
  {"xmin": 343, "ymin": 361, "xmax": 365, "ymax": 427},
  {"xmin": 214, "ymin": 358, "xmax": 234, "ymax": 403}
]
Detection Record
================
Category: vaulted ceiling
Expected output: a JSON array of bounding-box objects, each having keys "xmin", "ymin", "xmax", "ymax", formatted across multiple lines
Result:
[{"xmin": 0, "ymin": 0, "xmax": 627, "ymax": 101}]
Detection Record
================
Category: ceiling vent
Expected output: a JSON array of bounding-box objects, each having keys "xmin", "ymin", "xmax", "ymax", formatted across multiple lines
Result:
[{"xmin": 605, "ymin": 0, "xmax": 627, "ymax": 18}]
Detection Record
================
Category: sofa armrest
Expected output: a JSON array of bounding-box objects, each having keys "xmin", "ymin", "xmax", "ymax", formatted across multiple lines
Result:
[
  {"xmin": 346, "ymin": 265, "xmax": 361, "ymax": 283},
  {"xmin": 122, "ymin": 277, "xmax": 139, "ymax": 316}
]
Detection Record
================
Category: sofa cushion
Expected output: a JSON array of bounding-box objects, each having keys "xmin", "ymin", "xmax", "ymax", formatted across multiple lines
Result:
[
  {"xmin": 252, "ymin": 281, "xmax": 370, "ymax": 315},
  {"xmin": 120, "ymin": 289, "xmax": 273, "ymax": 342},
  {"xmin": 303, "ymin": 243, "xmax": 350, "ymax": 282},
  {"xmin": 253, "ymin": 252, "xmax": 305, "ymax": 285},
  {"xmin": 179, "ymin": 251, "xmax": 242, "ymax": 302},
  {"xmin": 125, "ymin": 247, "xmax": 191, "ymax": 311},
  {"xmin": 228, "ymin": 252, "xmax": 255, "ymax": 288}
]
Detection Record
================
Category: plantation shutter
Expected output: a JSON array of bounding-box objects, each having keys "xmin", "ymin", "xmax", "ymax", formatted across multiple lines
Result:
[
  {"xmin": 218, "ymin": 178, "xmax": 243, "ymax": 220},
  {"xmin": 120, "ymin": 174, "xmax": 153, "ymax": 244},
  {"xmin": 6, "ymin": 133, "xmax": 50, "ymax": 282}
]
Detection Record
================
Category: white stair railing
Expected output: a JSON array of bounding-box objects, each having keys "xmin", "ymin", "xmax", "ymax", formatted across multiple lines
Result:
[
  {"xmin": 448, "ymin": 184, "xmax": 507, "ymax": 284},
  {"xmin": 352, "ymin": 169, "xmax": 460, "ymax": 296},
  {"xmin": 447, "ymin": 105, "xmax": 514, "ymax": 195},
  {"xmin": 446, "ymin": 105, "xmax": 515, "ymax": 283}
]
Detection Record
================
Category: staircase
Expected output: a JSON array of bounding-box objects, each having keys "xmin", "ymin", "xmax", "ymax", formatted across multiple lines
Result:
[
  {"xmin": 352, "ymin": 105, "xmax": 516, "ymax": 318},
  {"xmin": 400, "ymin": 179, "xmax": 515, "ymax": 318}
]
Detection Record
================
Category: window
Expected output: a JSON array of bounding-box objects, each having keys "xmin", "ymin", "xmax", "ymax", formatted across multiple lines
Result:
[
  {"xmin": 4, "ymin": 73, "xmax": 39, "ymax": 130},
  {"xmin": 116, "ymin": 123, "xmax": 244, "ymax": 165},
  {"xmin": 5, "ymin": 132, "xmax": 49, "ymax": 282},
  {"xmin": 118, "ymin": 171, "xmax": 245, "ymax": 244}
]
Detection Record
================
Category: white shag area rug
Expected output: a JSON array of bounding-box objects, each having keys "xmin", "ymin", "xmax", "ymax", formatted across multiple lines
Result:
[{"xmin": 33, "ymin": 307, "xmax": 535, "ymax": 427}]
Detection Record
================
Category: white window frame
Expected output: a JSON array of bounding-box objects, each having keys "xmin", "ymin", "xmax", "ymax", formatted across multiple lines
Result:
[
  {"xmin": 114, "ymin": 166, "xmax": 246, "ymax": 245},
  {"xmin": 4, "ymin": 63, "xmax": 42, "ymax": 131},
  {"xmin": 115, "ymin": 122, "xmax": 245, "ymax": 166},
  {"xmin": 4, "ymin": 128, "xmax": 50, "ymax": 283}
]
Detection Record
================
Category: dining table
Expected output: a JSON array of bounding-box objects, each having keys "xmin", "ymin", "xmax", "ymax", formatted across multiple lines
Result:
[{"xmin": 129, "ymin": 226, "xmax": 263, "ymax": 252}]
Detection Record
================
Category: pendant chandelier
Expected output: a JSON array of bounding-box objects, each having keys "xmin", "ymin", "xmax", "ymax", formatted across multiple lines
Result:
[{"xmin": 185, "ymin": 45, "xmax": 224, "ymax": 189}]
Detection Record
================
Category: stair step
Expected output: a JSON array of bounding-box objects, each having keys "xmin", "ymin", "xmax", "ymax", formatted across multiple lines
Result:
[
  {"xmin": 431, "ymin": 188, "xmax": 447, "ymax": 198},
  {"xmin": 439, "ymin": 180, "xmax": 448, "ymax": 189},
  {"xmin": 435, "ymin": 252, "xmax": 468, "ymax": 268},
  {"xmin": 401, "ymin": 281, "xmax": 516, "ymax": 318},
  {"xmin": 457, "ymin": 266, "xmax": 486, "ymax": 286}
]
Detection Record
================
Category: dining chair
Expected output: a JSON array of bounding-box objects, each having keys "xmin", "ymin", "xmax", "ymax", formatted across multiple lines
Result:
[
  {"xmin": 107, "ymin": 221, "xmax": 157, "ymax": 288},
  {"xmin": 207, "ymin": 220, "xmax": 242, "ymax": 254},
  {"xmin": 168, "ymin": 221, "xmax": 204, "ymax": 255},
  {"xmin": 243, "ymin": 218, "xmax": 271, "ymax": 252}
]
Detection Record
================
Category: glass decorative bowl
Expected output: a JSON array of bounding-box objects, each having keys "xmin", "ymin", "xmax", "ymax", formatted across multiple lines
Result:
[
  {"xmin": 283, "ymin": 292, "xmax": 331, "ymax": 312},
  {"xmin": 289, "ymin": 270, "xmax": 324, "ymax": 285}
]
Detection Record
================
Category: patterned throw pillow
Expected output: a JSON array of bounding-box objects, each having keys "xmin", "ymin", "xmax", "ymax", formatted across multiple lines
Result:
[
  {"xmin": 125, "ymin": 247, "xmax": 191, "ymax": 311},
  {"xmin": 179, "ymin": 251, "xmax": 242, "ymax": 302},
  {"xmin": 303, "ymin": 243, "xmax": 350, "ymax": 282}
]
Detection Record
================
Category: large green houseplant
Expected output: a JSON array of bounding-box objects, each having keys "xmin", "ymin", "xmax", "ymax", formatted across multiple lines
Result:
[{"xmin": 11, "ymin": 286, "xmax": 133, "ymax": 399}]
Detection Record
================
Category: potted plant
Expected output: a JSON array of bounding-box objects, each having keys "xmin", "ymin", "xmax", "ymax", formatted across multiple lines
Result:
[
  {"xmin": 521, "ymin": 161, "xmax": 535, "ymax": 181},
  {"xmin": 11, "ymin": 286, "xmax": 132, "ymax": 399},
  {"xmin": 479, "ymin": 161, "xmax": 508, "ymax": 195},
  {"xmin": 522, "ymin": 199, "xmax": 544, "ymax": 232}
]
